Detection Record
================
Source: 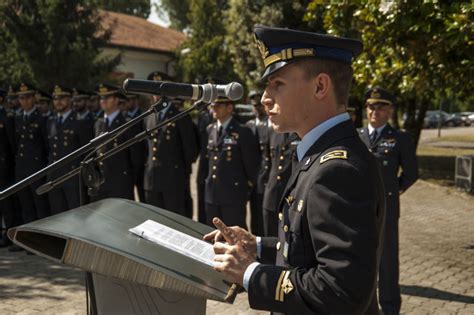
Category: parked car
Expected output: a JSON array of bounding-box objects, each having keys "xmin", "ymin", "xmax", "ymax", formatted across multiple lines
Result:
[
  {"xmin": 423, "ymin": 110, "xmax": 463, "ymax": 128},
  {"xmin": 457, "ymin": 112, "xmax": 473, "ymax": 126}
]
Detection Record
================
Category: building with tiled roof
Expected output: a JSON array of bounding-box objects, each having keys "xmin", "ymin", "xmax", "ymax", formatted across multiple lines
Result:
[{"xmin": 100, "ymin": 10, "xmax": 185, "ymax": 80}]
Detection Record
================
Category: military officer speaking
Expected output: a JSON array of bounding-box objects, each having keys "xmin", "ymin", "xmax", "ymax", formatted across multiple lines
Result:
[
  {"xmin": 46, "ymin": 85, "xmax": 92, "ymax": 214},
  {"xmin": 205, "ymin": 96, "xmax": 259, "ymax": 229},
  {"xmin": 358, "ymin": 88, "xmax": 418, "ymax": 315},
  {"xmin": 204, "ymin": 26, "xmax": 386, "ymax": 315}
]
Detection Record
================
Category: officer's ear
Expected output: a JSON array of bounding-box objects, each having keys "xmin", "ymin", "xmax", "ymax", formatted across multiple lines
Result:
[{"xmin": 313, "ymin": 73, "xmax": 331, "ymax": 100}]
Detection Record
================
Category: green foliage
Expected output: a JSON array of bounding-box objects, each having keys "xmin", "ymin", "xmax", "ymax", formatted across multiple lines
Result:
[
  {"xmin": 0, "ymin": 0, "xmax": 120, "ymax": 91},
  {"xmin": 97, "ymin": 0, "xmax": 151, "ymax": 19},
  {"xmin": 155, "ymin": 0, "xmax": 190, "ymax": 31},
  {"xmin": 305, "ymin": 0, "xmax": 473, "ymax": 143},
  {"xmin": 176, "ymin": 0, "xmax": 237, "ymax": 83}
]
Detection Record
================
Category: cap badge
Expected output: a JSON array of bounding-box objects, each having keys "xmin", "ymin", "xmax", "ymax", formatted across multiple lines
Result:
[
  {"xmin": 19, "ymin": 83, "xmax": 28, "ymax": 92},
  {"xmin": 254, "ymin": 35, "xmax": 269, "ymax": 59},
  {"xmin": 54, "ymin": 85, "xmax": 62, "ymax": 94},
  {"xmin": 99, "ymin": 85, "xmax": 108, "ymax": 94},
  {"xmin": 371, "ymin": 90, "xmax": 381, "ymax": 99}
]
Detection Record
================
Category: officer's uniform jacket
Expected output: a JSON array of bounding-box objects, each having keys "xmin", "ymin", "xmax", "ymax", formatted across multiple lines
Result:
[
  {"xmin": 358, "ymin": 124, "xmax": 418, "ymax": 218},
  {"xmin": 0, "ymin": 107, "xmax": 15, "ymax": 187},
  {"xmin": 246, "ymin": 118, "xmax": 272, "ymax": 194},
  {"xmin": 248, "ymin": 120, "xmax": 386, "ymax": 315},
  {"xmin": 262, "ymin": 132, "xmax": 299, "ymax": 213},
  {"xmin": 143, "ymin": 103, "xmax": 199, "ymax": 193},
  {"xmin": 197, "ymin": 109, "xmax": 213, "ymax": 185},
  {"xmin": 14, "ymin": 107, "xmax": 49, "ymax": 180},
  {"xmin": 205, "ymin": 117, "xmax": 259, "ymax": 207},
  {"xmin": 94, "ymin": 113, "xmax": 138, "ymax": 198},
  {"xmin": 47, "ymin": 112, "xmax": 92, "ymax": 185}
]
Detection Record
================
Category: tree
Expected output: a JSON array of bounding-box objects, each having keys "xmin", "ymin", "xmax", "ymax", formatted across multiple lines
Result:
[
  {"xmin": 97, "ymin": 0, "xmax": 151, "ymax": 19},
  {"xmin": 155, "ymin": 0, "xmax": 190, "ymax": 31},
  {"xmin": 305, "ymin": 0, "xmax": 473, "ymax": 144},
  {"xmin": 0, "ymin": 0, "xmax": 120, "ymax": 91},
  {"xmin": 176, "ymin": 0, "xmax": 237, "ymax": 83}
]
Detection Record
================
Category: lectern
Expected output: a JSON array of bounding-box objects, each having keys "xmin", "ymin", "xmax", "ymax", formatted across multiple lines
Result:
[{"xmin": 8, "ymin": 198, "xmax": 238, "ymax": 314}]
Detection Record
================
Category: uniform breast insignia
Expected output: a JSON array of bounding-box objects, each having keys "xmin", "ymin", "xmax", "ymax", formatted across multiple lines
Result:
[
  {"xmin": 231, "ymin": 132, "xmax": 239, "ymax": 140},
  {"xmin": 380, "ymin": 138, "xmax": 396, "ymax": 148},
  {"xmin": 223, "ymin": 136, "xmax": 237, "ymax": 145},
  {"xmin": 275, "ymin": 270, "xmax": 293, "ymax": 302},
  {"xmin": 320, "ymin": 150, "xmax": 348, "ymax": 164}
]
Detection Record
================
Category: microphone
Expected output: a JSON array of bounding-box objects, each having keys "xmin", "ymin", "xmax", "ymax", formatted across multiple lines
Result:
[{"xmin": 122, "ymin": 79, "xmax": 244, "ymax": 103}]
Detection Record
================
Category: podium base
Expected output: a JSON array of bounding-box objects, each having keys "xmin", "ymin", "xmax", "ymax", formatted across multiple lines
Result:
[{"xmin": 92, "ymin": 273, "xmax": 206, "ymax": 315}]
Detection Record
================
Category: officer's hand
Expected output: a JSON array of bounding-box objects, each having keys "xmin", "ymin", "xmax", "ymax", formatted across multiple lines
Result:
[
  {"xmin": 203, "ymin": 218, "xmax": 257, "ymax": 258},
  {"xmin": 210, "ymin": 218, "xmax": 257, "ymax": 285},
  {"xmin": 213, "ymin": 241, "xmax": 255, "ymax": 286}
]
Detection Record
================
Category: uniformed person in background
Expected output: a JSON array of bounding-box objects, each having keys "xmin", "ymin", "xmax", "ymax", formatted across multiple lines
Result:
[
  {"xmin": 143, "ymin": 71, "xmax": 199, "ymax": 217},
  {"xmin": 124, "ymin": 92, "xmax": 146, "ymax": 202},
  {"xmin": 204, "ymin": 25, "xmax": 386, "ymax": 315},
  {"xmin": 91, "ymin": 83, "xmax": 137, "ymax": 201},
  {"xmin": 14, "ymin": 83, "xmax": 50, "ymax": 224},
  {"xmin": 196, "ymin": 105, "xmax": 213, "ymax": 224},
  {"xmin": 7, "ymin": 85, "xmax": 22, "ymax": 116},
  {"xmin": 46, "ymin": 85, "xmax": 92, "ymax": 214},
  {"xmin": 87, "ymin": 93, "xmax": 103, "ymax": 119},
  {"xmin": 73, "ymin": 88, "xmax": 95, "ymax": 122},
  {"xmin": 358, "ymin": 87, "xmax": 418, "ymax": 315},
  {"xmin": 37, "ymin": 90, "xmax": 53, "ymax": 118},
  {"xmin": 262, "ymin": 131, "xmax": 298, "ymax": 237},
  {"xmin": 205, "ymin": 96, "xmax": 259, "ymax": 229},
  {"xmin": 246, "ymin": 90, "xmax": 270, "ymax": 235},
  {"xmin": 2, "ymin": 86, "xmax": 24, "ymax": 251},
  {"xmin": 0, "ymin": 88, "xmax": 19, "ymax": 247}
]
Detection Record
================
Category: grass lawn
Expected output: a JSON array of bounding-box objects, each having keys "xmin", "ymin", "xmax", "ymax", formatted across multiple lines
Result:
[
  {"xmin": 423, "ymin": 134, "xmax": 474, "ymax": 143},
  {"xmin": 417, "ymin": 145, "xmax": 474, "ymax": 157}
]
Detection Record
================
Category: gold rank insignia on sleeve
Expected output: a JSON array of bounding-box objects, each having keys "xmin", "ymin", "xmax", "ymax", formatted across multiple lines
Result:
[
  {"xmin": 275, "ymin": 270, "xmax": 294, "ymax": 302},
  {"xmin": 320, "ymin": 150, "xmax": 348, "ymax": 164}
]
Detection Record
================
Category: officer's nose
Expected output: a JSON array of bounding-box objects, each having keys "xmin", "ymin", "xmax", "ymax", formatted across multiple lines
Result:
[{"xmin": 261, "ymin": 91, "xmax": 274, "ymax": 112}]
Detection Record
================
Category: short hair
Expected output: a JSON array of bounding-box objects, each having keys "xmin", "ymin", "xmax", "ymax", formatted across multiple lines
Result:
[{"xmin": 295, "ymin": 58, "xmax": 353, "ymax": 107}]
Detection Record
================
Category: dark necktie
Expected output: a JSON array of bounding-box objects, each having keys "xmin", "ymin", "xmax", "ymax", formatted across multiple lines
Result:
[
  {"xmin": 217, "ymin": 125, "xmax": 223, "ymax": 138},
  {"xmin": 105, "ymin": 117, "xmax": 110, "ymax": 129},
  {"xmin": 57, "ymin": 116, "xmax": 63, "ymax": 126},
  {"xmin": 370, "ymin": 129, "xmax": 378, "ymax": 145}
]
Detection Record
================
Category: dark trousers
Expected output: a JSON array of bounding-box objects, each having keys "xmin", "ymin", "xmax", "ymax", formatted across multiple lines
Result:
[
  {"xmin": 263, "ymin": 209, "xmax": 279, "ymax": 237},
  {"xmin": 205, "ymin": 202, "xmax": 247, "ymax": 230},
  {"xmin": 184, "ymin": 175, "xmax": 193, "ymax": 219},
  {"xmin": 196, "ymin": 182, "xmax": 207, "ymax": 224},
  {"xmin": 17, "ymin": 182, "xmax": 50, "ymax": 223},
  {"xmin": 249, "ymin": 190, "xmax": 264, "ymax": 235},
  {"xmin": 90, "ymin": 186, "xmax": 134, "ymax": 203},
  {"xmin": 48, "ymin": 185, "xmax": 80, "ymax": 215},
  {"xmin": 135, "ymin": 171, "xmax": 145, "ymax": 202},
  {"xmin": 378, "ymin": 218, "xmax": 401, "ymax": 315},
  {"xmin": 145, "ymin": 190, "xmax": 187, "ymax": 217}
]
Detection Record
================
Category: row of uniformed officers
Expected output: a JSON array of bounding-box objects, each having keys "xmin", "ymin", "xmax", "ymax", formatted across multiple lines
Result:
[{"xmin": 0, "ymin": 72, "xmax": 296, "ymax": 249}]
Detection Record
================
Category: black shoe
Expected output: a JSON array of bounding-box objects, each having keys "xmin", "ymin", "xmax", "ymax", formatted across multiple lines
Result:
[
  {"xmin": 0, "ymin": 238, "xmax": 12, "ymax": 248},
  {"xmin": 26, "ymin": 251, "xmax": 35, "ymax": 255},
  {"xmin": 8, "ymin": 244, "xmax": 23, "ymax": 252}
]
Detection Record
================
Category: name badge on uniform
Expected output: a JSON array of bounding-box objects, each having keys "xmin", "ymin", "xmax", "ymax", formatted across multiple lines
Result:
[{"xmin": 283, "ymin": 242, "xmax": 289, "ymax": 258}]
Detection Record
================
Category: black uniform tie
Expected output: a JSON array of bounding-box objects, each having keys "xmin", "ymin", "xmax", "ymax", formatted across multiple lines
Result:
[
  {"xmin": 57, "ymin": 116, "xmax": 63, "ymax": 126},
  {"xmin": 217, "ymin": 125, "xmax": 223, "ymax": 138},
  {"xmin": 370, "ymin": 129, "xmax": 378, "ymax": 145}
]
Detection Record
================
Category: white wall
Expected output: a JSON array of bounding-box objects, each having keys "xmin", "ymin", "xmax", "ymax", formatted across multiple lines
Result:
[{"xmin": 102, "ymin": 47, "xmax": 177, "ymax": 80}]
